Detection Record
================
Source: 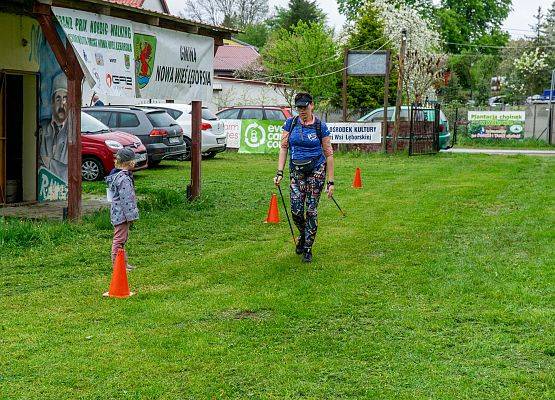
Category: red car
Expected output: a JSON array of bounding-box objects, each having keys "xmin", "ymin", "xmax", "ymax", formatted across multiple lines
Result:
[{"xmin": 81, "ymin": 112, "xmax": 148, "ymax": 181}]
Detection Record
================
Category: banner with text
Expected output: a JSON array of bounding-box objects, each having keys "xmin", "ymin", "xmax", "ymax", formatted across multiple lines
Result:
[
  {"xmin": 228, "ymin": 121, "xmax": 382, "ymax": 151},
  {"xmin": 132, "ymin": 23, "xmax": 213, "ymax": 103},
  {"xmin": 53, "ymin": 7, "xmax": 135, "ymax": 97},
  {"xmin": 468, "ymin": 111, "xmax": 525, "ymax": 139},
  {"xmin": 328, "ymin": 122, "xmax": 382, "ymax": 143}
]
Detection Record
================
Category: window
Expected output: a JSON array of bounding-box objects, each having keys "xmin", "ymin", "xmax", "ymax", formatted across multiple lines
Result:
[
  {"xmin": 217, "ymin": 108, "xmax": 240, "ymax": 119},
  {"xmin": 366, "ymin": 110, "xmax": 384, "ymax": 122},
  {"xmin": 81, "ymin": 112, "xmax": 109, "ymax": 134},
  {"xmin": 146, "ymin": 111, "xmax": 175, "ymax": 127},
  {"xmin": 399, "ymin": 109, "xmax": 410, "ymax": 122},
  {"xmin": 265, "ymin": 109, "xmax": 286, "ymax": 121},
  {"xmin": 202, "ymin": 108, "xmax": 218, "ymax": 121},
  {"xmin": 166, "ymin": 109, "xmax": 183, "ymax": 120},
  {"xmin": 118, "ymin": 112, "xmax": 140, "ymax": 127},
  {"xmin": 86, "ymin": 111, "xmax": 116, "ymax": 127},
  {"xmin": 240, "ymin": 108, "xmax": 264, "ymax": 120}
]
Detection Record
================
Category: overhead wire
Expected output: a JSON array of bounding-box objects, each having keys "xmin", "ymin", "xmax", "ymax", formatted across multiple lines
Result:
[
  {"xmin": 259, "ymin": 39, "xmax": 392, "ymax": 82},
  {"xmin": 257, "ymin": 36, "xmax": 390, "ymax": 80}
]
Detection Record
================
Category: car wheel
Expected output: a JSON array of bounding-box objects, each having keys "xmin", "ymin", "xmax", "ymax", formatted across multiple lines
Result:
[
  {"xmin": 149, "ymin": 160, "xmax": 161, "ymax": 167},
  {"xmin": 182, "ymin": 137, "xmax": 192, "ymax": 161},
  {"xmin": 82, "ymin": 157, "xmax": 104, "ymax": 181},
  {"xmin": 202, "ymin": 151, "xmax": 217, "ymax": 159}
]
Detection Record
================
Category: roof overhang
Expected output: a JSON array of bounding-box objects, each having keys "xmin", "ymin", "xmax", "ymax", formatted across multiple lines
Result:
[{"xmin": 1, "ymin": 0, "xmax": 238, "ymax": 44}]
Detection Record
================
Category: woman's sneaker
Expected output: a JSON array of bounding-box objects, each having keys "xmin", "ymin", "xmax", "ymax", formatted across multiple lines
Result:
[
  {"xmin": 302, "ymin": 249, "xmax": 313, "ymax": 263},
  {"xmin": 295, "ymin": 236, "xmax": 305, "ymax": 255}
]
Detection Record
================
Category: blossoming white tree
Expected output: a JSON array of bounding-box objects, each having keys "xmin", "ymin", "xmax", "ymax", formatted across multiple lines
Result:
[
  {"xmin": 374, "ymin": 0, "xmax": 446, "ymax": 104},
  {"xmin": 507, "ymin": 48, "xmax": 549, "ymax": 101}
]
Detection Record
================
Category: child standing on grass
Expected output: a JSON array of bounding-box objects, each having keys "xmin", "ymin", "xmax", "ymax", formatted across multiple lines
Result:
[{"xmin": 105, "ymin": 148, "xmax": 139, "ymax": 271}]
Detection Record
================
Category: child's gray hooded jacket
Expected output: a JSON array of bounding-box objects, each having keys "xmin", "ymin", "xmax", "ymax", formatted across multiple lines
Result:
[{"xmin": 105, "ymin": 169, "xmax": 139, "ymax": 226}]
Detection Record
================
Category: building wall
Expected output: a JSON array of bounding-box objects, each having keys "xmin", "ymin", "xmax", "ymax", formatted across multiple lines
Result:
[
  {"xmin": 211, "ymin": 78, "xmax": 290, "ymax": 111},
  {"xmin": 0, "ymin": 13, "xmax": 40, "ymax": 72}
]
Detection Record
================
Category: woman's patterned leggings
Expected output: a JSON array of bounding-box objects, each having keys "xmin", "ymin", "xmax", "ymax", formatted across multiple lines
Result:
[{"xmin": 290, "ymin": 163, "xmax": 326, "ymax": 251}]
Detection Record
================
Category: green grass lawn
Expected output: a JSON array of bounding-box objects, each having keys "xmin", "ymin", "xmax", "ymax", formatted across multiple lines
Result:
[{"xmin": 1, "ymin": 152, "xmax": 554, "ymax": 399}]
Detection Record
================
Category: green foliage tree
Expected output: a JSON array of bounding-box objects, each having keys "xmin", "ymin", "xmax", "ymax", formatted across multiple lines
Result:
[
  {"xmin": 235, "ymin": 23, "xmax": 271, "ymax": 49},
  {"xmin": 541, "ymin": 1, "xmax": 555, "ymax": 66},
  {"xmin": 261, "ymin": 22, "xmax": 341, "ymax": 106},
  {"xmin": 436, "ymin": 0, "xmax": 511, "ymax": 53},
  {"xmin": 341, "ymin": 2, "xmax": 398, "ymax": 112},
  {"xmin": 269, "ymin": 0, "xmax": 326, "ymax": 31},
  {"xmin": 439, "ymin": 71, "xmax": 466, "ymax": 104}
]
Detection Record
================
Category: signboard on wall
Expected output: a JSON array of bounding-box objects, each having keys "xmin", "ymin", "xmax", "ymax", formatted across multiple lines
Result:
[
  {"xmin": 53, "ymin": 7, "xmax": 135, "ymax": 97},
  {"xmin": 53, "ymin": 7, "xmax": 214, "ymax": 103},
  {"xmin": 132, "ymin": 23, "xmax": 213, "ymax": 103},
  {"xmin": 228, "ymin": 120, "xmax": 383, "ymax": 152},
  {"xmin": 468, "ymin": 111, "xmax": 526, "ymax": 139}
]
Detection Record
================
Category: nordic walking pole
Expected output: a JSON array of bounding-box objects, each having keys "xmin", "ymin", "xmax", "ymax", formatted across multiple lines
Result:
[
  {"xmin": 331, "ymin": 195, "xmax": 346, "ymax": 217},
  {"xmin": 277, "ymin": 184, "xmax": 297, "ymax": 245}
]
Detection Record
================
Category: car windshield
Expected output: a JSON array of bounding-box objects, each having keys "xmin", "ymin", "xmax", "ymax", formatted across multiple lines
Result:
[
  {"xmin": 146, "ymin": 111, "xmax": 177, "ymax": 127},
  {"xmin": 82, "ymin": 112, "xmax": 110, "ymax": 134}
]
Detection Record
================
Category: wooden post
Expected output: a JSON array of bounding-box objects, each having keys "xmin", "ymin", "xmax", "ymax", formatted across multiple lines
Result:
[
  {"xmin": 66, "ymin": 40, "xmax": 84, "ymax": 220},
  {"xmin": 34, "ymin": 4, "xmax": 73, "ymax": 80},
  {"xmin": 189, "ymin": 101, "xmax": 202, "ymax": 200},
  {"xmin": 342, "ymin": 48, "xmax": 348, "ymax": 122},
  {"xmin": 393, "ymin": 29, "xmax": 407, "ymax": 153},
  {"xmin": 382, "ymin": 51, "xmax": 390, "ymax": 153}
]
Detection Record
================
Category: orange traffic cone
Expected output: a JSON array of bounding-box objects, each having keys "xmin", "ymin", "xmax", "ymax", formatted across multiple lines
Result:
[
  {"xmin": 265, "ymin": 193, "xmax": 280, "ymax": 223},
  {"xmin": 103, "ymin": 249, "xmax": 134, "ymax": 298},
  {"xmin": 352, "ymin": 167, "xmax": 363, "ymax": 188}
]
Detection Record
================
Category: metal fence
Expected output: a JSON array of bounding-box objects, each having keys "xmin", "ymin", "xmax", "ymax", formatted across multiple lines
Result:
[
  {"xmin": 409, "ymin": 104, "xmax": 440, "ymax": 156},
  {"xmin": 443, "ymin": 104, "xmax": 555, "ymax": 145}
]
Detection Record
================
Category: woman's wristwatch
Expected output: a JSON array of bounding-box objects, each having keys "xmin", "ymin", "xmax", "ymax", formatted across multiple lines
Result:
[
  {"xmin": 327, "ymin": 180, "xmax": 334, "ymax": 187},
  {"xmin": 276, "ymin": 170, "xmax": 283, "ymax": 177}
]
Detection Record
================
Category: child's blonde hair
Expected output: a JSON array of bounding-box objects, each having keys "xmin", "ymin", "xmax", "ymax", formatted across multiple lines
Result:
[{"xmin": 115, "ymin": 159, "xmax": 136, "ymax": 170}]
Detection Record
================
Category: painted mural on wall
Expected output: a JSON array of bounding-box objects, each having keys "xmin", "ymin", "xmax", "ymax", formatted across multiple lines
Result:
[{"xmin": 37, "ymin": 25, "xmax": 69, "ymax": 202}]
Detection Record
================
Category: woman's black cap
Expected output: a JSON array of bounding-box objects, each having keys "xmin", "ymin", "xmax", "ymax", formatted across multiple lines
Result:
[{"xmin": 294, "ymin": 92, "xmax": 313, "ymax": 107}]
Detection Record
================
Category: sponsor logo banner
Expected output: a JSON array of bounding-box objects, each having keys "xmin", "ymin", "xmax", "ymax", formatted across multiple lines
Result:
[
  {"xmin": 239, "ymin": 120, "xmax": 283, "ymax": 154},
  {"xmin": 226, "ymin": 121, "xmax": 382, "ymax": 151},
  {"xmin": 468, "ymin": 111, "xmax": 526, "ymax": 139},
  {"xmin": 53, "ymin": 7, "xmax": 135, "ymax": 97}
]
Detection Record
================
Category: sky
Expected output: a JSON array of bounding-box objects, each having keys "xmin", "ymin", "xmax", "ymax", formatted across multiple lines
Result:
[{"xmin": 165, "ymin": 0, "xmax": 554, "ymax": 38}]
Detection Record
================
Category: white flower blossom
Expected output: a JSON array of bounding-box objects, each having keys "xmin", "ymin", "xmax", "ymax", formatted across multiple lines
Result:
[{"xmin": 374, "ymin": 0, "xmax": 446, "ymax": 103}]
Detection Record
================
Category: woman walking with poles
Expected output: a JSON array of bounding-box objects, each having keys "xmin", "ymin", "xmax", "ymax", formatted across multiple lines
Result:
[{"xmin": 274, "ymin": 92, "xmax": 335, "ymax": 263}]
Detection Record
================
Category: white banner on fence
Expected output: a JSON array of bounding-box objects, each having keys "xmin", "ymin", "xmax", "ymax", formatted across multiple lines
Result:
[
  {"xmin": 327, "ymin": 122, "xmax": 382, "ymax": 144},
  {"xmin": 132, "ymin": 23, "xmax": 213, "ymax": 103},
  {"xmin": 223, "ymin": 119, "xmax": 242, "ymax": 148},
  {"xmin": 224, "ymin": 121, "xmax": 382, "ymax": 149},
  {"xmin": 53, "ymin": 7, "xmax": 136, "ymax": 97}
]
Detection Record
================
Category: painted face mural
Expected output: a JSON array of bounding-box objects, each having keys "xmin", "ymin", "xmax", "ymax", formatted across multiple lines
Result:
[{"xmin": 38, "ymin": 27, "xmax": 70, "ymax": 202}]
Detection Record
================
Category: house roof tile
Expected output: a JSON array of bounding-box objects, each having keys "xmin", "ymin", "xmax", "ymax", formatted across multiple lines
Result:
[{"xmin": 214, "ymin": 45, "xmax": 260, "ymax": 72}]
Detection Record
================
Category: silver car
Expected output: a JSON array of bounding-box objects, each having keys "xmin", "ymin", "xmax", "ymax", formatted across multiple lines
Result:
[{"xmin": 138, "ymin": 104, "xmax": 227, "ymax": 160}]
